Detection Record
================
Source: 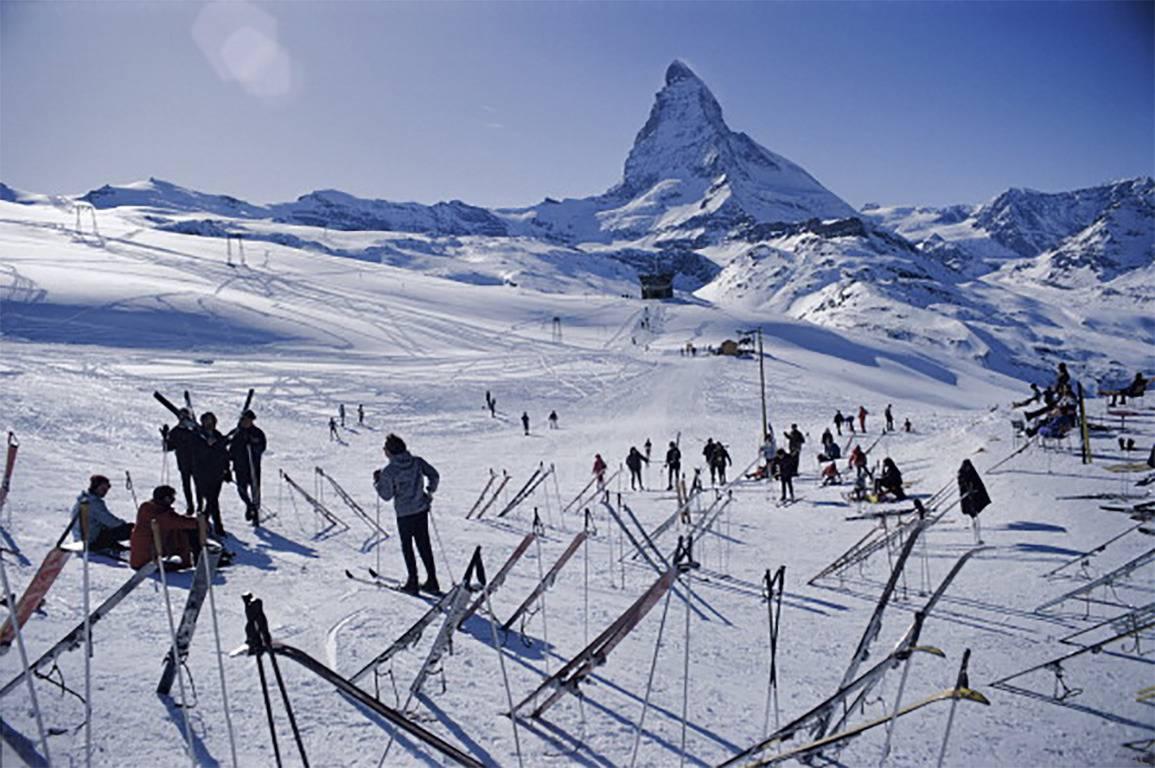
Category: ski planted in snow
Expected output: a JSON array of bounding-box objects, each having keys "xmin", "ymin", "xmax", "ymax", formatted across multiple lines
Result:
[
  {"xmin": 281, "ymin": 470, "xmax": 348, "ymax": 531},
  {"xmin": 157, "ymin": 547, "xmax": 223, "ymax": 696},
  {"xmin": 316, "ymin": 467, "xmax": 389, "ymax": 539},
  {"xmin": 0, "ymin": 512, "xmax": 81, "ymax": 653},
  {"xmin": 0, "ymin": 432, "xmax": 17, "ymax": 516},
  {"xmin": 457, "ymin": 532, "xmax": 535, "ymax": 627},
  {"xmin": 0, "ymin": 562, "xmax": 159, "ymax": 699},
  {"xmin": 501, "ymin": 531, "xmax": 587, "ymax": 633}
]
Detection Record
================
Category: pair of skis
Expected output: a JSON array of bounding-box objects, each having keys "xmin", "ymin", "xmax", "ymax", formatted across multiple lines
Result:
[
  {"xmin": 280, "ymin": 470, "xmax": 347, "ymax": 531},
  {"xmin": 315, "ymin": 467, "xmax": 389, "ymax": 540},
  {"xmin": 465, "ymin": 469, "xmax": 509, "ymax": 519},
  {"xmin": 156, "ymin": 547, "xmax": 223, "ymax": 695},
  {"xmin": 495, "ymin": 463, "xmax": 553, "ymax": 519}
]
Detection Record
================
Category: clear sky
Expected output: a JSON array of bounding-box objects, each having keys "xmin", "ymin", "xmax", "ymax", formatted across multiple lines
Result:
[{"xmin": 1, "ymin": 0, "xmax": 1152, "ymax": 209}]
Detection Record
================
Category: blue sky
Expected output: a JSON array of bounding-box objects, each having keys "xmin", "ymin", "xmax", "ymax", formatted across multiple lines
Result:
[{"xmin": 1, "ymin": 1, "xmax": 1151, "ymax": 208}]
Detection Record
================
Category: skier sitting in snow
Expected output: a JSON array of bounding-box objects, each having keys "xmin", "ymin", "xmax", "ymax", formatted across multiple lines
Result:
[
  {"xmin": 70, "ymin": 474, "xmax": 133, "ymax": 554},
  {"xmin": 373, "ymin": 433, "xmax": 440, "ymax": 595},
  {"xmin": 820, "ymin": 461, "xmax": 842, "ymax": 486},
  {"xmin": 129, "ymin": 485, "xmax": 200, "ymax": 571},
  {"xmin": 873, "ymin": 457, "xmax": 906, "ymax": 501},
  {"xmin": 848, "ymin": 445, "xmax": 868, "ymax": 479}
]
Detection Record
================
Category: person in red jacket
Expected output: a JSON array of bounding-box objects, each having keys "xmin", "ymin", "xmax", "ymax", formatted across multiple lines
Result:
[
  {"xmin": 848, "ymin": 445, "xmax": 868, "ymax": 479},
  {"xmin": 857, "ymin": 405, "xmax": 869, "ymax": 433},
  {"xmin": 592, "ymin": 453, "xmax": 607, "ymax": 488},
  {"xmin": 129, "ymin": 485, "xmax": 199, "ymax": 570}
]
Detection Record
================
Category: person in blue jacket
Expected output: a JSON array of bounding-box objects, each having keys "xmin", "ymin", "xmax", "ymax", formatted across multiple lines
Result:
[{"xmin": 71, "ymin": 474, "xmax": 133, "ymax": 553}]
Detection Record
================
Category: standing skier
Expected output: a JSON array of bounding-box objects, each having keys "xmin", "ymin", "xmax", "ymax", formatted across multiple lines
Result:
[
  {"xmin": 548, "ymin": 410, "xmax": 559, "ymax": 430},
  {"xmin": 774, "ymin": 448, "xmax": 797, "ymax": 502},
  {"xmin": 228, "ymin": 409, "xmax": 266, "ymax": 524},
  {"xmin": 70, "ymin": 474, "xmax": 133, "ymax": 553},
  {"xmin": 163, "ymin": 407, "xmax": 200, "ymax": 514},
  {"xmin": 626, "ymin": 446, "xmax": 648, "ymax": 491},
  {"xmin": 339, "ymin": 403, "xmax": 346, "ymax": 428},
  {"xmin": 857, "ymin": 405, "xmax": 869, "ymax": 433},
  {"xmin": 885, "ymin": 404, "xmax": 894, "ymax": 432},
  {"xmin": 192, "ymin": 412, "xmax": 230, "ymax": 538},
  {"xmin": 521, "ymin": 412, "xmax": 530, "ymax": 436},
  {"xmin": 373, "ymin": 433, "xmax": 440, "ymax": 595},
  {"xmin": 786, "ymin": 424, "xmax": 806, "ymax": 456},
  {"xmin": 329, "ymin": 416, "xmax": 339, "ymax": 441},
  {"xmin": 664, "ymin": 441, "xmax": 681, "ymax": 491},
  {"xmin": 358, "ymin": 403, "xmax": 365, "ymax": 425},
  {"xmin": 644, "ymin": 438, "xmax": 652, "ymax": 462},
  {"xmin": 833, "ymin": 410, "xmax": 845, "ymax": 436},
  {"xmin": 703, "ymin": 438, "xmax": 718, "ymax": 484},
  {"xmin": 592, "ymin": 453, "xmax": 607, "ymax": 488},
  {"xmin": 848, "ymin": 444, "xmax": 868, "ymax": 479},
  {"xmin": 711, "ymin": 442, "xmax": 732, "ymax": 485}
]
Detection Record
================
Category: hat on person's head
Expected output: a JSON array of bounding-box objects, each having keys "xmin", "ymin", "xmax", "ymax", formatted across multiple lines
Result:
[
  {"xmin": 88, "ymin": 474, "xmax": 111, "ymax": 492},
  {"xmin": 201, "ymin": 411, "xmax": 217, "ymax": 424},
  {"xmin": 152, "ymin": 485, "xmax": 177, "ymax": 503},
  {"xmin": 384, "ymin": 433, "xmax": 407, "ymax": 456},
  {"xmin": 242, "ymin": 410, "xmax": 256, "ymax": 420}
]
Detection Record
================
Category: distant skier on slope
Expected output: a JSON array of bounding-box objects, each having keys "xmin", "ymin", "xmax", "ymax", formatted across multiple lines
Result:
[
  {"xmin": 358, "ymin": 403, "xmax": 365, "ymax": 425},
  {"xmin": 592, "ymin": 453, "xmax": 607, "ymax": 488},
  {"xmin": 548, "ymin": 410, "xmax": 559, "ymax": 430},
  {"xmin": 774, "ymin": 448, "xmax": 797, "ymax": 502},
  {"xmin": 373, "ymin": 433, "xmax": 440, "ymax": 596},
  {"xmin": 703, "ymin": 438, "xmax": 718, "ymax": 484},
  {"xmin": 833, "ymin": 410, "xmax": 845, "ymax": 436},
  {"xmin": 70, "ymin": 474, "xmax": 133, "ymax": 554},
  {"xmin": 885, "ymin": 404, "xmax": 894, "ymax": 432},
  {"xmin": 857, "ymin": 405, "xmax": 869, "ymax": 433},
  {"xmin": 626, "ymin": 446, "xmax": 648, "ymax": 490},
  {"xmin": 664, "ymin": 441, "xmax": 681, "ymax": 490},
  {"xmin": 521, "ymin": 411, "xmax": 530, "ymax": 436},
  {"xmin": 710, "ymin": 442, "xmax": 732, "ymax": 485},
  {"xmin": 329, "ymin": 416, "xmax": 339, "ymax": 441},
  {"xmin": 338, "ymin": 403, "xmax": 346, "ymax": 427}
]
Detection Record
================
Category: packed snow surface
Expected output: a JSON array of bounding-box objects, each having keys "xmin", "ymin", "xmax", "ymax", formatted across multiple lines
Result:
[{"xmin": 1, "ymin": 199, "xmax": 1153, "ymax": 767}]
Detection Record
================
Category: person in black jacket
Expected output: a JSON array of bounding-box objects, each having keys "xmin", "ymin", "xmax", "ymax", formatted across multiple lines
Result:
[
  {"xmin": 664, "ymin": 441, "xmax": 681, "ymax": 491},
  {"xmin": 163, "ymin": 408, "xmax": 200, "ymax": 514},
  {"xmin": 875, "ymin": 457, "xmax": 905, "ymax": 500},
  {"xmin": 193, "ymin": 412, "xmax": 231, "ymax": 537},
  {"xmin": 626, "ymin": 446, "xmax": 648, "ymax": 491},
  {"xmin": 786, "ymin": 424, "xmax": 806, "ymax": 456},
  {"xmin": 774, "ymin": 448, "xmax": 797, "ymax": 502},
  {"xmin": 958, "ymin": 458, "xmax": 991, "ymax": 544},
  {"xmin": 711, "ymin": 443, "xmax": 732, "ymax": 485},
  {"xmin": 228, "ymin": 409, "xmax": 267, "ymax": 524}
]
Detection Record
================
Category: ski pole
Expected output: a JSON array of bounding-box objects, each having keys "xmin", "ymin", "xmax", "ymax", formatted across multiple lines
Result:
[
  {"xmin": 428, "ymin": 501, "xmax": 456, "ymax": 586},
  {"xmin": 0, "ymin": 547, "xmax": 50, "ymax": 764},
  {"xmin": 628, "ymin": 588, "xmax": 675, "ymax": 768},
  {"xmin": 82, "ymin": 503, "xmax": 93, "ymax": 768},
  {"xmin": 199, "ymin": 518, "xmax": 239, "ymax": 768},
  {"xmin": 244, "ymin": 594, "xmax": 283, "ymax": 768},
  {"xmin": 151, "ymin": 519, "xmax": 197, "ymax": 768},
  {"xmin": 126, "ymin": 470, "xmax": 139, "ymax": 511},
  {"xmin": 483, "ymin": 581, "xmax": 524, "ymax": 768},
  {"xmin": 257, "ymin": 603, "xmax": 309, "ymax": 767}
]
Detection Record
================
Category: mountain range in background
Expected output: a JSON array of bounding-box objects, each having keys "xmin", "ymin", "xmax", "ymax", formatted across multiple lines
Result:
[{"xmin": 2, "ymin": 60, "xmax": 1152, "ymax": 383}]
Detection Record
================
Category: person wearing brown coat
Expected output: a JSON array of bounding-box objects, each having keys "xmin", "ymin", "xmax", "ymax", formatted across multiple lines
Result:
[{"xmin": 129, "ymin": 485, "xmax": 199, "ymax": 570}]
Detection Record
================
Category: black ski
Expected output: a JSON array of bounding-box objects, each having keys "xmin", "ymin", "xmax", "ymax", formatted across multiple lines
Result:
[{"xmin": 157, "ymin": 548, "xmax": 222, "ymax": 696}]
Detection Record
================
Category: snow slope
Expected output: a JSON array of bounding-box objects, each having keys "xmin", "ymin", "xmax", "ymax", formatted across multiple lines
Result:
[{"xmin": 1, "ymin": 198, "xmax": 1153, "ymax": 767}]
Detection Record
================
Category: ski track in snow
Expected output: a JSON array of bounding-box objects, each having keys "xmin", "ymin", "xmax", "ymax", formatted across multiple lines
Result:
[{"xmin": 0, "ymin": 201, "xmax": 1153, "ymax": 766}]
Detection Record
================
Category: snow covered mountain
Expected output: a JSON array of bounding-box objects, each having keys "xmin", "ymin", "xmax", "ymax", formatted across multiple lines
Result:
[
  {"xmin": 2, "ymin": 62, "xmax": 1152, "ymax": 383},
  {"xmin": 500, "ymin": 60, "xmax": 857, "ymax": 243}
]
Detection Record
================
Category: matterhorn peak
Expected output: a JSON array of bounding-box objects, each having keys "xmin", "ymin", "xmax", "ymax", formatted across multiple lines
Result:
[
  {"xmin": 615, "ymin": 61, "xmax": 856, "ymax": 225},
  {"xmin": 664, "ymin": 59, "xmax": 702, "ymax": 86}
]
